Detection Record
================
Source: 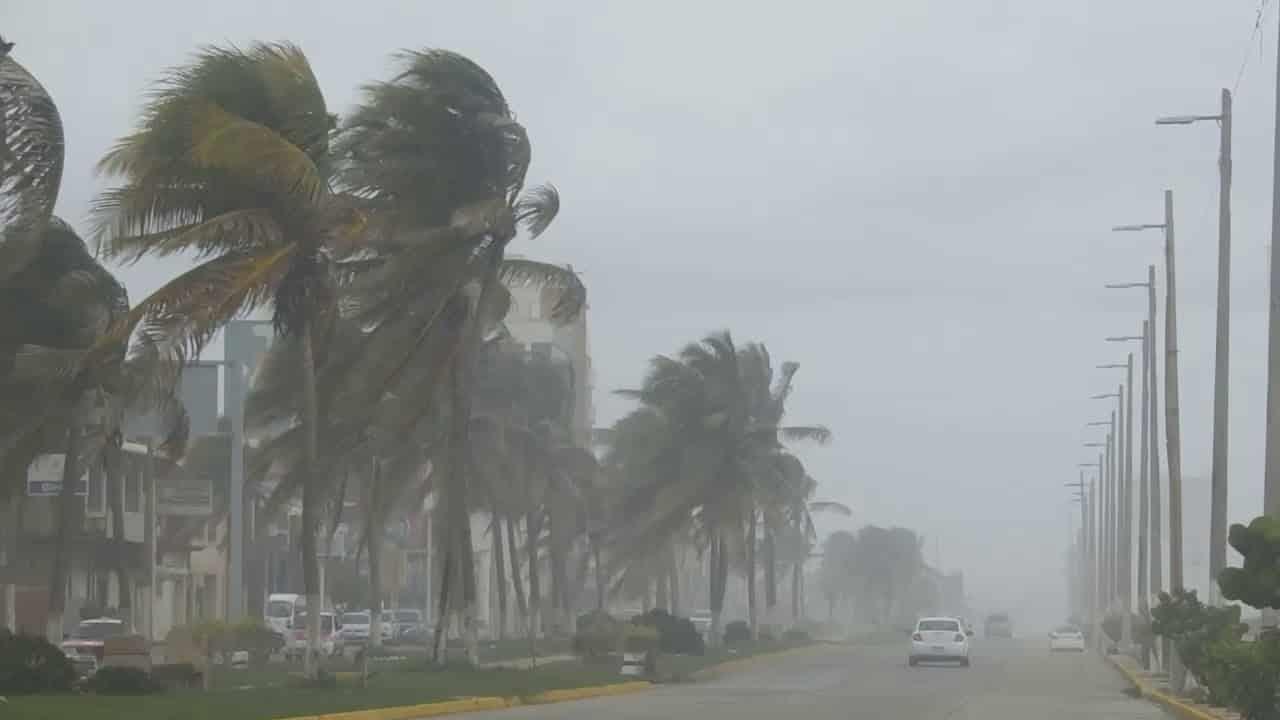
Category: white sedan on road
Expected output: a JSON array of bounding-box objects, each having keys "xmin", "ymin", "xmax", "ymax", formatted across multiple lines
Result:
[
  {"xmin": 1048, "ymin": 625, "xmax": 1086, "ymax": 652},
  {"xmin": 908, "ymin": 617, "xmax": 971, "ymax": 667}
]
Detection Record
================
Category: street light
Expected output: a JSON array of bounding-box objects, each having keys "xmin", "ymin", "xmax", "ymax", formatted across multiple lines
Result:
[
  {"xmin": 1114, "ymin": 193, "xmax": 1185, "ymax": 604},
  {"xmin": 1159, "ymin": 93, "xmax": 1232, "ymax": 608},
  {"xmin": 1111, "ymin": 329, "xmax": 1154, "ymax": 659},
  {"xmin": 1108, "ymin": 273, "xmax": 1163, "ymax": 602},
  {"xmin": 1094, "ymin": 378, "xmax": 1132, "ymax": 651}
]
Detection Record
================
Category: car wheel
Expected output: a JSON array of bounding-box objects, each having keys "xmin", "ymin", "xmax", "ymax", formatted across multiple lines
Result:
[
  {"xmin": 908, "ymin": 657, "xmax": 918, "ymax": 667},
  {"xmin": 959, "ymin": 657, "xmax": 970, "ymax": 667}
]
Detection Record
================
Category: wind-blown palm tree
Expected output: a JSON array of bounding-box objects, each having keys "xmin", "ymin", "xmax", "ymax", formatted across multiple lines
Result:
[
  {"xmin": 610, "ymin": 332, "xmax": 830, "ymax": 643},
  {"xmin": 339, "ymin": 49, "xmax": 584, "ymax": 664},
  {"xmin": 92, "ymin": 42, "xmax": 363, "ymax": 677}
]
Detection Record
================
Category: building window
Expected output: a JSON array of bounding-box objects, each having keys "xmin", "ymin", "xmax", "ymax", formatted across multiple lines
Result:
[{"xmin": 125, "ymin": 456, "xmax": 141, "ymax": 513}]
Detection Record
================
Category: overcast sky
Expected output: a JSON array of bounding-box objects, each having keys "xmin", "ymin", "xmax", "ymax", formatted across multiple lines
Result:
[{"xmin": 10, "ymin": 0, "xmax": 1280, "ymax": 629}]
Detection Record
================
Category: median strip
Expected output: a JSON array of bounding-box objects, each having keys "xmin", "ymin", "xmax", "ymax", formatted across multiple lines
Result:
[{"xmin": 1107, "ymin": 656, "xmax": 1228, "ymax": 720}]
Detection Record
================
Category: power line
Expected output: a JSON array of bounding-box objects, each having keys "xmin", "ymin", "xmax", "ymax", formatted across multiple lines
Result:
[{"xmin": 1233, "ymin": 0, "xmax": 1274, "ymax": 94}]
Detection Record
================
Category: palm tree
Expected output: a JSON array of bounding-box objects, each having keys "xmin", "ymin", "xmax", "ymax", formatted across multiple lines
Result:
[
  {"xmin": 610, "ymin": 332, "xmax": 830, "ymax": 643},
  {"xmin": 0, "ymin": 41, "xmax": 156, "ymax": 640},
  {"xmin": 91, "ymin": 42, "xmax": 362, "ymax": 677},
  {"xmin": 338, "ymin": 49, "xmax": 584, "ymax": 664}
]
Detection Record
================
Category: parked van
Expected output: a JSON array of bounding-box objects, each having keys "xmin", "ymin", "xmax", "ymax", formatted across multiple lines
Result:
[{"xmin": 266, "ymin": 593, "xmax": 307, "ymax": 636}]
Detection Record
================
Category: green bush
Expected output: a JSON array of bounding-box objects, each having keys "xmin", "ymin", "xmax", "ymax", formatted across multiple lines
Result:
[
  {"xmin": 230, "ymin": 619, "xmax": 284, "ymax": 669},
  {"xmin": 631, "ymin": 610, "xmax": 705, "ymax": 656},
  {"xmin": 723, "ymin": 620, "xmax": 751, "ymax": 647},
  {"xmin": 150, "ymin": 663, "xmax": 201, "ymax": 690},
  {"xmin": 572, "ymin": 611, "xmax": 622, "ymax": 661},
  {"xmin": 0, "ymin": 629, "xmax": 75, "ymax": 694},
  {"xmin": 1151, "ymin": 588, "xmax": 1246, "ymax": 701},
  {"xmin": 621, "ymin": 625, "xmax": 659, "ymax": 654},
  {"xmin": 84, "ymin": 666, "xmax": 162, "ymax": 695},
  {"xmin": 1203, "ymin": 634, "xmax": 1280, "ymax": 720},
  {"xmin": 782, "ymin": 628, "xmax": 812, "ymax": 644}
]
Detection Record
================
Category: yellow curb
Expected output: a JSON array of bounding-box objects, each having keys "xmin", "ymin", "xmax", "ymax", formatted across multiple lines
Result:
[
  {"xmin": 1108, "ymin": 657, "xmax": 1225, "ymax": 720},
  {"xmin": 692, "ymin": 642, "xmax": 835, "ymax": 680},
  {"xmin": 521, "ymin": 680, "xmax": 653, "ymax": 704},
  {"xmin": 276, "ymin": 697, "xmax": 511, "ymax": 720}
]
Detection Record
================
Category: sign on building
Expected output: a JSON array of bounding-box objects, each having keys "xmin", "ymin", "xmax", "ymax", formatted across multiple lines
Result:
[{"xmin": 26, "ymin": 454, "xmax": 89, "ymax": 497}]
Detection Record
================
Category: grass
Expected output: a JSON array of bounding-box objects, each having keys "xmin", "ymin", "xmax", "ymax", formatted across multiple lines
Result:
[
  {"xmin": 6, "ymin": 662, "xmax": 624, "ymax": 720},
  {"xmin": 657, "ymin": 638, "xmax": 816, "ymax": 682}
]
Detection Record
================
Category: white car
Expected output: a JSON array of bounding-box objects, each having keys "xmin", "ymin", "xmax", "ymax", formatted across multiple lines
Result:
[
  {"xmin": 287, "ymin": 612, "xmax": 344, "ymax": 660},
  {"xmin": 1049, "ymin": 625, "xmax": 1086, "ymax": 652},
  {"xmin": 908, "ymin": 617, "xmax": 971, "ymax": 667}
]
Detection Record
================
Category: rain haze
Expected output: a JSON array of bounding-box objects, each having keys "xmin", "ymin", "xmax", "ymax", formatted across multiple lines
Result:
[{"xmin": 9, "ymin": 0, "xmax": 1279, "ymax": 637}]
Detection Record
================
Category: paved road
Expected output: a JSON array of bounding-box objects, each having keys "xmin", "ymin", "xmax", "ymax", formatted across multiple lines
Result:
[{"xmin": 465, "ymin": 639, "xmax": 1169, "ymax": 719}]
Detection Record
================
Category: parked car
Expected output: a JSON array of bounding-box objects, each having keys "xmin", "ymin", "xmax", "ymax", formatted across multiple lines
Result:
[
  {"xmin": 380, "ymin": 609, "xmax": 425, "ymax": 644},
  {"xmin": 908, "ymin": 616, "xmax": 971, "ymax": 667},
  {"xmin": 340, "ymin": 610, "xmax": 395, "ymax": 646},
  {"xmin": 60, "ymin": 617, "xmax": 128, "ymax": 667},
  {"xmin": 1048, "ymin": 625, "xmax": 1086, "ymax": 652},
  {"xmin": 286, "ymin": 612, "xmax": 344, "ymax": 660}
]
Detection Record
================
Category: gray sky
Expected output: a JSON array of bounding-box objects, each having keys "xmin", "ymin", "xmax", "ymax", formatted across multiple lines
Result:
[{"xmin": 10, "ymin": 0, "xmax": 1279, "ymax": 629}]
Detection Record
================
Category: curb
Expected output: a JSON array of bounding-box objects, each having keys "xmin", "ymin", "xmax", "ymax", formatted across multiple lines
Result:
[
  {"xmin": 1107, "ymin": 657, "xmax": 1225, "ymax": 720},
  {"xmin": 690, "ymin": 642, "xmax": 836, "ymax": 680},
  {"xmin": 278, "ymin": 644, "xmax": 823, "ymax": 720}
]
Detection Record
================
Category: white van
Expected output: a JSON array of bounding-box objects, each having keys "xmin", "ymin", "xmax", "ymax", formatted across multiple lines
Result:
[{"xmin": 266, "ymin": 593, "xmax": 307, "ymax": 636}]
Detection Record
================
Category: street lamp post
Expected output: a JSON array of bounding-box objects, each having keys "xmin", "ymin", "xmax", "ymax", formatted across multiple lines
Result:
[
  {"xmin": 1109, "ymin": 330, "xmax": 1151, "ymax": 667},
  {"xmin": 1065, "ymin": 473, "xmax": 1093, "ymax": 633},
  {"xmin": 1157, "ymin": 93, "xmax": 1232, "ymax": 605},
  {"xmin": 1080, "ymin": 458, "xmax": 1103, "ymax": 650},
  {"xmin": 1115, "ymin": 196, "xmax": 1183, "ymax": 605},
  {"xmin": 1094, "ymin": 385, "xmax": 1129, "ymax": 650},
  {"xmin": 1107, "ymin": 270, "xmax": 1161, "ymax": 605}
]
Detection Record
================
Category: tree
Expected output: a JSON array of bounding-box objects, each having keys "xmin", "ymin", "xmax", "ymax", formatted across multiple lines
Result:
[
  {"xmin": 608, "ymin": 333, "xmax": 830, "ymax": 643},
  {"xmin": 1219, "ymin": 516, "xmax": 1280, "ymax": 611},
  {"xmin": 818, "ymin": 530, "xmax": 858, "ymax": 623},
  {"xmin": 339, "ymin": 48, "xmax": 584, "ymax": 664},
  {"xmin": 92, "ymin": 42, "xmax": 362, "ymax": 677}
]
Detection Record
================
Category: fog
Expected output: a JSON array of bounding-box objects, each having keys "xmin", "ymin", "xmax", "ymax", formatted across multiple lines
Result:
[{"xmin": 10, "ymin": 0, "xmax": 1277, "ymax": 632}]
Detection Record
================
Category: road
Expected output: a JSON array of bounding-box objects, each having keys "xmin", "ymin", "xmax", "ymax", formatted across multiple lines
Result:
[{"xmin": 464, "ymin": 639, "xmax": 1169, "ymax": 719}]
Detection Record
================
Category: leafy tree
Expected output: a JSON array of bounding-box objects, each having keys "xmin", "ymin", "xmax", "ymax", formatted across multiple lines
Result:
[
  {"xmin": 1150, "ymin": 588, "xmax": 1246, "ymax": 701},
  {"xmin": 339, "ymin": 48, "xmax": 582, "ymax": 664},
  {"xmin": 1219, "ymin": 516, "xmax": 1280, "ymax": 610},
  {"xmin": 92, "ymin": 42, "xmax": 363, "ymax": 677}
]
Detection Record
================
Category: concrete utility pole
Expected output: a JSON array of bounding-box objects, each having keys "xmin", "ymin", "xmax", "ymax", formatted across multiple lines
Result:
[
  {"xmin": 1265, "ymin": 9, "xmax": 1280, "ymax": 631},
  {"xmin": 1157, "ymin": 91, "xmax": 1232, "ymax": 604},
  {"xmin": 1080, "ymin": 458, "xmax": 1104, "ymax": 649}
]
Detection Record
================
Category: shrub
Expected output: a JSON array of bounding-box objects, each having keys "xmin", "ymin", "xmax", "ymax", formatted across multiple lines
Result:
[
  {"xmin": 0, "ymin": 629, "xmax": 75, "ymax": 694},
  {"xmin": 631, "ymin": 610, "xmax": 705, "ymax": 656},
  {"xmin": 150, "ymin": 663, "xmax": 201, "ymax": 690},
  {"xmin": 1203, "ymin": 634, "xmax": 1280, "ymax": 720},
  {"xmin": 724, "ymin": 620, "xmax": 751, "ymax": 647},
  {"xmin": 1151, "ymin": 588, "xmax": 1246, "ymax": 699},
  {"xmin": 782, "ymin": 628, "xmax": 812, "ymax": 645},
  {"xmin": 572, "ymin": 611, "xmax": 622, "ymax": 661},
  {"xmin": 758, "ymin": 628, "xmax": 776, "ymax": 644},
  {"xmin": 84, "ymin": 666, "xmax": 162, "ymax": 695},
  {"xmin": 621, "ymin": 625, "xmax": 659, "ymax": 654},
  {"xmin": 230, "ymin": 619, "xmax": 284, "ymax": 670}
]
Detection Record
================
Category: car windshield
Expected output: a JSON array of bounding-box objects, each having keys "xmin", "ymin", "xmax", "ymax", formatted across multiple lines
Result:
[
  {"xmin": 1054, "ymin": 626, "xmax": 1081, "ymax": 635},
  {"xmin": 918, "ymin": 620, "xmax": 960, "ymax": 632},
  {"xmin": 69, "ymin": 621, "xmax": 125, "ymax": 640},
  {"xmin": 343, "ymin": 613, "xmax": 369, "ymax": 625},
  {"xmin": 395, "ymin": 611, "xmax": 420, "ymax": 622},
  {"xmin": 266, "ymin": 601, "xmax": 293, "ymax": 618}
]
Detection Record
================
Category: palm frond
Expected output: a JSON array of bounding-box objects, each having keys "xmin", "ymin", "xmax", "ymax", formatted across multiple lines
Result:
[
  {"xmin": 514, "ymin": 183, "xmax": 559, "ymax": 238},
  {"xmin": 808, "ymin": 500, "xmax": 852, "ymax": 517},
  {"xmin": 188, "ymin": 100, "xmax": 328, "ymax": 206},
  {"xmin": 498, "ymin": 257, "xmax": 585, "ymax": 323},
  {"xmin": 779, "ymin": 425, "xmax": 832, "ymax": 444},
  {"xmin": 0, "ymin": 52, "xmax": 64, "ymax": 284}
]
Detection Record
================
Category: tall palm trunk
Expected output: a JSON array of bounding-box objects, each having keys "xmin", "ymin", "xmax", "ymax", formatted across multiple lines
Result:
[
  {"xmin": 656, "ymin": 567, "xmax": 669, "ymax": 611},
  {"xmin": 791, "ymin": 563, "xmax": 802, "ymax": 622},
  {"xmin": 492, "ymin": 516, "xmax": 507, "ymax": 640},
  {"xmin": 710, "ymin": 532, "xmax": 727, "ymax": 646},
  {"xmin": 48, "ymin": 413, "xmax": 83, "ymax": 642},
  {"xmin": 506, "ymin": 516, "xmax": 528, "ymax": 634},
  {"xmin": 591, "ymin": 537, "xmax": 605, "ymax": 612},
  {"xmin": 526, "ymin": 510, "xmax": 542, "ymax": 637},
  {"xmin": 298, "ymin": 318, "xmax": 323, "ymax": 678},
  {"xmin": 746, "ymin": 512, "xmax": 758, "ymax": 640},
  {"xmin": 368, "ymin": 458, "xmax": 381, "ymax": 650},
  {"xmin": 764, "ymin": 528, "xmax": 777, "ymax": 626},
  {"xmin": 431, "ymin": 543, "xmax": 453, "ymax": 664},
  {"xmin": 668, "ymin": 544, "xmax": 681, "ymax": 616}
]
